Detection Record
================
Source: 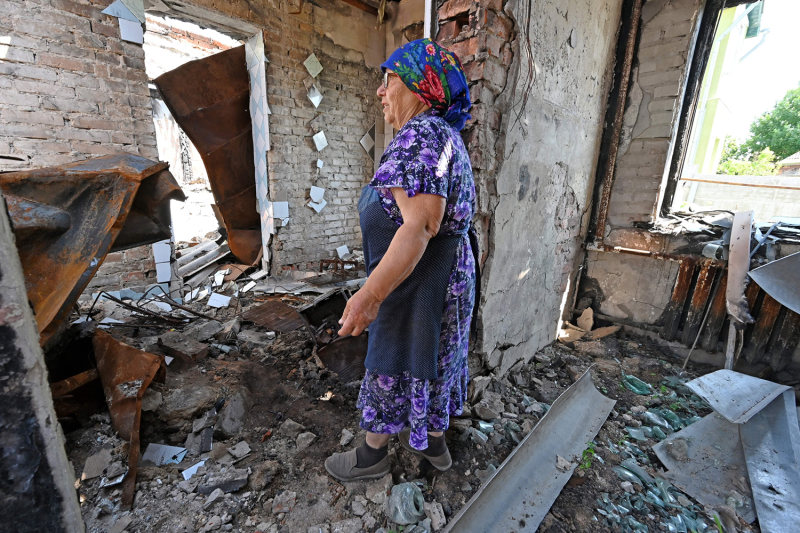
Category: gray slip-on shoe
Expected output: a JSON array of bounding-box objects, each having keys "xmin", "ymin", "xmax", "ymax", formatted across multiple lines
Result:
[
  {"xmin": 398, "ymin": 429, "xmax": 452, "ymax": 471},
  {"xmin": 324, "ymin": 447, "xmax": 390, "ymax": 482}
]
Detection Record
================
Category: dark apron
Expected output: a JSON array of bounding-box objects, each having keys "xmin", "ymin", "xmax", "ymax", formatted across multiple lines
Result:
[{"xmin": 359, "ymin": 186, "xmax": 463, "ymax": 380}]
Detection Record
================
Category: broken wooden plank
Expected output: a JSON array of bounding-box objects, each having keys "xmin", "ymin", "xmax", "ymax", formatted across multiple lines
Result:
[
  {"xmin": 767, "ymin": 309, "xmax": 800, "ymax": 372},
  {"xmin": 700, "ymin": 270, "xmax": 728, "ymax": 352},
  {"xmin": 662, "ymin": 256, "xmax": 698, "ymax": 342},
  {"xmin": 681, "ymin": 260, "xmax": 718, "ymax": 346},
  {"xmin": 742, "ymin": 292, "xmax": 783, "ymax": 364}
]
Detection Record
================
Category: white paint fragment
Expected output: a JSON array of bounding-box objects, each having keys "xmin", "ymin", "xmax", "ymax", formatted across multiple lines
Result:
[
  {"xmin": 312, "ymin": 131, "xmax": 328, "ymax": 151},
  {"xmin": 303, "ymin": 53, "xmax": 323, "ymax": 78}
]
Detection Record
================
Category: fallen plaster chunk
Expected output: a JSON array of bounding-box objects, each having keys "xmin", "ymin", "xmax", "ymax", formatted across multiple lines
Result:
[
  {"xmin": 555, "ymin": 455, "xmax": 573, "ymax": 471},
  {"xmin": 303, "ymin": 53, "xmax": 323, "ymax": 78},
  {"xmin": 444, "ymin": 368, "xmax": 615, "ymax": 532},
  {"xmin": 197, "ymin": 468, "xmax": 249, "ymax": 494},
  {"xmin": 109, "ymin": 515, "xmax": 133, "ymax": 533},
  {"xmin": 227, "ymin": 441, "xmax": 251, "ymax": 459},
  {"xmin": 312, "ymin": 131, "xmax": 328, "ymax": 151},
  {"xmin": 207, "ymin": 292, "xmax": 231, "ymax": 308},
  {"xmin": 141, "ymin": 443, "xmax": 188, "ymax": 466}
]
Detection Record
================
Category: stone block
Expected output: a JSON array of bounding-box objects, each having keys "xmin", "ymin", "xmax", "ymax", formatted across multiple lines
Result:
[{"xmin": 157, "ymin": 331, "xmax": 209, "ymax": 363}]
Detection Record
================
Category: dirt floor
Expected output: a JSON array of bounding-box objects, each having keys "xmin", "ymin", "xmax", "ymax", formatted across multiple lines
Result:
[{"xmin": 58, "ymin": 290, "xmax": 761, "ymax": 533}]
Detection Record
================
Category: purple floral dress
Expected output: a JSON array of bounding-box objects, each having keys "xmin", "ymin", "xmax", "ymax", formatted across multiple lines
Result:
[{"xmin": 356, "ymin": 110, "xmax": 476, "ymax": 451}]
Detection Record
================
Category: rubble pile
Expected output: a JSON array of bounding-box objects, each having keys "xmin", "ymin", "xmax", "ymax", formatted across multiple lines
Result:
[{"xmin": 57, "ymin": 258, "xmax": 765, "ymax": 532}]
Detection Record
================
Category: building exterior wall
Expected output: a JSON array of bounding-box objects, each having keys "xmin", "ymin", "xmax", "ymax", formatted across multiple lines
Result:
[
  {"xmin": 605, "ymin": 0, "xmax": 704, "ymax": 235},
  {"xmin": 0, "ymin": 0, "xmax": 158, "ymax": 171}
]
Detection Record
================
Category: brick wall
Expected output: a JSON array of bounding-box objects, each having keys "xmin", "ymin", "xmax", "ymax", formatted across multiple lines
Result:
[
  {"xmin": 0, "ymin": 0, "xmax": 158, "ymax": 171},
  {"xmin": 604, "ymin": 0, "xmax": 703, "ymax": 234},
  {"xmin": 84, "ymin": 246, "xmax": 158, "ymax": 295}
]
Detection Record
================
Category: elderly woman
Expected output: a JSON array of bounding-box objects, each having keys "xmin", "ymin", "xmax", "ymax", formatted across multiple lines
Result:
[{"xmin": 325, "ymin": 39, "xmax": 477, "ymax": 482}]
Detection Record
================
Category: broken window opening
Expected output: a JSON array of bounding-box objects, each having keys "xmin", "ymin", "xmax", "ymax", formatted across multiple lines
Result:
[
  {"xmin": 144, "ymin": 14, "xmax": 243, "ymax": 245},
  {"xmin": 661, "ymin": 0, "xmax": 800, "ymax": 224}
]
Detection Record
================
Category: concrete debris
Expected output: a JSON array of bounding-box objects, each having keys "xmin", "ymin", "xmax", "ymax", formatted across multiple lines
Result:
[
  {"xmin": 141, "ymin": 443, "xmax": 187, "ymax": 466},
  {"xmin": 158, "ymin": 330, "xmax": 209, "ymax": 363},
  {"xmin": 141, "ymin": 389, "xmax": 163, "ymax": 412},
  {"xmin": 272, "ymin": 490, "xmax": 297, "ymax": 514},
  {"xmin": 295, "ymin": 431, "xmax": 317, "ymax": 451},
  {"xmin": 249, "ymin": 460, "xmax": 280, "ymax": 491},
  {"xmin": 279, "ymin": 418, "xmax": 306, "ymax": 438},
  {"xmin": 555, "ymin": 455, "xmax": 573, "ymax": 471},
  {"xmin": 424, "ymin": 501, "xmax": 446, "ymax": 531},
  {"xmin": 473, "ymin": 391, "xmax": 504, "ymax": 421},
  {"xmin": 339, "ymin": 428, "xmax": 354, "ymax": 446},
  {"xmin": 82, "ymin": 448, "xmax": 113, "ymax": 481},
  {"xmin": 216, "ymin": 390, "xmax": 253, "ymax": 438},
  {"xmin": 197, "ymin": 468, "xmax": 249, "ymax": 494},
  {"xmin": 226, "ymin": 441, "xmax": 251, "ymax": 459}
]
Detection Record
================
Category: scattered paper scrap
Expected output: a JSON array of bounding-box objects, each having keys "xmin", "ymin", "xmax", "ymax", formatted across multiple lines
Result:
[
  {"xmin": 312, "ymin": 131, "xmax": 328, "ymax": 151},
  {"xmin": 207, "ymin": 293, "xmax": 231, "ymax": 308},
  {"xmin": 555, "ymin": 455, "xmax": 573, "ymax": 471},
  {"xmin": 142, "ymin": 443, "xmax": 187, "ymax": 466},
  {"xmin": 316, "ymin": 159, "xmax": 324, "ymax": 168},
  {"xmin": 303, "ymin": 53, "xmax": 323, "ymax": 78}
]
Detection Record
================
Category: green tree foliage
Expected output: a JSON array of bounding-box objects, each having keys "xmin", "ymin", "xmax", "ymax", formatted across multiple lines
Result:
[
  {"xmin": 740, "ymin": 85, "xmax": 800, "ymax": 160},
  {"xmin": 717, "ymin": 147, "xmax": 778, "ymax": 175}
]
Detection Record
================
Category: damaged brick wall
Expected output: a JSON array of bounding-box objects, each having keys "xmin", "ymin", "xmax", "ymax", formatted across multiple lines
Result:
[
  {"xmin": 604, "ymin": 0, "xmax": 703, "ymax": 243},
  {"xmin": 439, "ymin": 0, "xmax": 624, "ymax": 376},
  {"xmin": 0, "ymin": 0, "xmax": 159, "ymax": 170}
]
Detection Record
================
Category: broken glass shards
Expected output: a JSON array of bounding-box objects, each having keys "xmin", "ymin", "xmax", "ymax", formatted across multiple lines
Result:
[{"xmin": 622, "ymin": 374, "xmax": 652, "ymax": 395}]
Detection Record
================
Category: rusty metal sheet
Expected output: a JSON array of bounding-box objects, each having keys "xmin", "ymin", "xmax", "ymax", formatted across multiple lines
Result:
[
  {"xmin": 0, "ymin": 154, "xmax": 185, "ymax": 346},
  {"xmin": 154, "ymin": 46, "xmax": 261, "ymax": 265},
  {"xmin": 681, "ymin": 260, "xmax": 718, "ymax": 345},
  {"xmin": 50, "ymin": 368, "xmax": 99, "ymax": 398},
  {"xmin": 662, "ymin": 256, "xmax": 698, "ymax": 341},
  {"xmin": 701, "ymin": 270, "xmax": 728, "ymax": 352},
  {"xmin": 767, "ymin": 310, "xmax": 800, "ymax": 372},
  {"xmin": 93, "ymin": 330, "xmax": 162, "ymax": 510},
  {"xmin": 742, "ymin": 293, "xmax": 782, "ymax": 364},
  {"xmin": 317, "ymin": 335, "xmax": 368, "ymax": 382},
  {"xmin": 241, "ymin": 300, "xmax": 305, "ymax": 333}
]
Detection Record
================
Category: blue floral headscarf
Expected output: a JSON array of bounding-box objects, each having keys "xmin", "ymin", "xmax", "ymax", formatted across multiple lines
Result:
[{"xmin": 381, "ymin": 38, "xmax": 472, "ymax": 132}]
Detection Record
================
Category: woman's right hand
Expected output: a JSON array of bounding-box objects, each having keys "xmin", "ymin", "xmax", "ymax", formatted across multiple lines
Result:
[{"xmin": 338, "ymin": 287, "xmax": 382, "ymax": 337}]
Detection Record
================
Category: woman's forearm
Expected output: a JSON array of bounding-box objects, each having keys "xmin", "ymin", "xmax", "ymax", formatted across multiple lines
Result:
[{"xmin": 362, "ymin": 222, "xmax": 433, "ymax": 302}]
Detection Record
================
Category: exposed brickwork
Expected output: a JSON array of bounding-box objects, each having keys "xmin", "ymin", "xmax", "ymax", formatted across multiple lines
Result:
[
  {"xmin": 0, "ymin": 0, "xmax": 158, "ymax": 171},
  {"xmin": 84, "ymin": 245, "xmax": 158, "ymax": 295},
  {"xmin": 605, "ymin": 0, "xmax": 703, "ymax": 232}
]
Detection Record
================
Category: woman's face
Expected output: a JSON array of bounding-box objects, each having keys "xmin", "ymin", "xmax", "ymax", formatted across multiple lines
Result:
[{"xmin": 377, "ymin": 69, "xmax": 426, "ymax": 129}]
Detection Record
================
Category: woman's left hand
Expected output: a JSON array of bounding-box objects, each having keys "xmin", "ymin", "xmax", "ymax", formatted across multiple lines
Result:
[{"xmin": 338, "ymin": 287, "xmax": 382, "ymax": 337}]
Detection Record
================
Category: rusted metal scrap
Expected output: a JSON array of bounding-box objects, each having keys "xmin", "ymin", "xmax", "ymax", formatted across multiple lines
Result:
[
  {"xmin": 93, "ymin": 330, "xmax": 165, "ymax": 510},
  {"xmin": 154, "ymin": 45, "xmax": 262, "ymax": 265},
  {"xmin": 298, "ymin": 290, "xmax": 368, "ymax": 382},
  {"xmin": 0, "ymin": 154, "xmax": 185, "ymax": 346}
]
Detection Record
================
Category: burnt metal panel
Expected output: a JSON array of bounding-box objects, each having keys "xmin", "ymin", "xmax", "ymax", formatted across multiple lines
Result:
[
  {"xmin": 681, "ymin": 260, "xmax": 718, "ymax": 345},
  {"xmin": 742, "ymin": 293, "xmax": 782, "ymax": 364},
  {"xmin": 0, "ymin": 154, "xmax": 185, "ymax": 346},
  {"xmin": 701, "ymin": 269, "xmax": 728, "ymax": 352},
  {"xmin": 93, "ymin": 330, "xmax": 163, "ymax": 510},
  {"xmin": 662, "ymin": 256, "xmax": 698, "ymax": 341},
  {"xmin": 766, "ymin": 309, "xmax": 800, "ymax": 372},
  {"xmin": 241, "ymin": 300, "xmax": 305, "ymax": 333},
  {"xmin": 154, "ymin": 45, "xmax": 261, "ymax": 265}
]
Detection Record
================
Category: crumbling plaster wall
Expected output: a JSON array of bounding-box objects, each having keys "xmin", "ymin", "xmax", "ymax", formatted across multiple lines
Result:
[
  {"xmin": 0, "ymin": 0, "xmax": 159, "ymax": 170},
  {"xmin": 604, "ymin": 0, "xmax": 704, "ymax": 244},
  {"xmin": 441, "ymin": 0, "xmax": 624, "ymax": 376},
  {"xmin": 0, "ymin": 191, "xmax": 84, "ymax": 532}
]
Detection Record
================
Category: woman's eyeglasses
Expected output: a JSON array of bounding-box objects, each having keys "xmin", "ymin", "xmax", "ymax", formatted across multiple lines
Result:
[{"xmin": 383, "ymin": 71, "xmax": 400, "ymax": 89}]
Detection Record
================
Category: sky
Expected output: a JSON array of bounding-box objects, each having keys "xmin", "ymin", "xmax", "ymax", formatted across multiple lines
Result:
[{"xmin": 724, "ymin": 0, "xmax": 800, "ymax": 141}]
